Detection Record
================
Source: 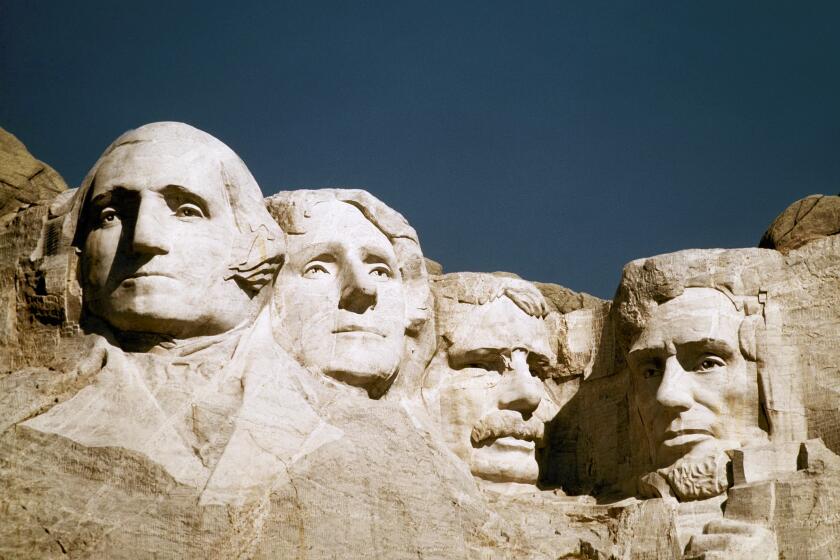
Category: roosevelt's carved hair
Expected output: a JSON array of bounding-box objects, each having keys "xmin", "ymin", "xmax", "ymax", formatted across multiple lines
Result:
[{"xmin": 431, "ymin": 272, "xmax": 549, "ymax": 339}]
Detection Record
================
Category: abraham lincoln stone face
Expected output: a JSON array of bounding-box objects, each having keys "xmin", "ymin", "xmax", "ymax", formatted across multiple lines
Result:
[
  {"xmin": 78, "ymin": 131, "xmax": 253, "ymax": 339},
  {"xmin": 627, "ymin": 287, "xmax": 765, "ymax": 500}
]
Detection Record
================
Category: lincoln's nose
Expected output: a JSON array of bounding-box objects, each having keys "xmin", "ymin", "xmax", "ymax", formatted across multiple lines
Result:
[{"xmin": 656, "ymin": 356, "xmax": 694, "ymax": 412}]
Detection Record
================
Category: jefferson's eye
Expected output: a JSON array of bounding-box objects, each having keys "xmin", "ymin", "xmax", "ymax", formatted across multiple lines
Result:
[
  {"xmin": 303, "ymin": 264, "xmax": 330, "ymax": 278},
  {"xmin": 369, "ymin": 265, "xmax": 392, "ymax": 279},
  {"xmin": 175, "ymin": 203, "xmax": 205, "ymax": 218},
  {"xmin": 696, "ymin": 356, "xmax": 725, "ymax": 372}
]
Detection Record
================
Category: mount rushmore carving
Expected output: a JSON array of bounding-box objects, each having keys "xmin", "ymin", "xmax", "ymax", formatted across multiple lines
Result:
[{"xmin": 1, "ymin": 122, "xmax": 838, "ymax": 558}]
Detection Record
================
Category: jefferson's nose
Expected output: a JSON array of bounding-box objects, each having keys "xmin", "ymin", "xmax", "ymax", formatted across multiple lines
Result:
[
  {"xmin": 131, "ymin": 197, "xmax": 170, "ymax": 255},
  {"xmin": 497, "ymin": 349, "xmax": 543, "ymax": 416},
  {"xmin": 656, "ymin": 356, "xmax": 694, "ymax": 411},
  {"xmin": 338, "ymin": 262, "xmax": 377, "ymax": 314}
]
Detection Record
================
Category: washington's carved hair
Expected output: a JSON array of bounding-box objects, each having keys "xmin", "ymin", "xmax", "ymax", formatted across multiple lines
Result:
[
  {"xmin": 265, "ymin": 188, "xmax": 431, "ymax": 335},
  {"xmin": 64, "ymin": 122, "xmax": 285, "ymax": 296}
]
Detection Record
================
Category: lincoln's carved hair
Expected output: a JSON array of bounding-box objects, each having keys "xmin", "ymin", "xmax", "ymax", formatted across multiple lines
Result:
[
  {"xmin": 64, "ymin": 122, "xmax": 285, "ymax": 295},
  {"xmin": 612, "ymin": 249, "xmax": 766, "ymax": 365},
  {"xmin": 266, "ymin": 188, "xmax": 431, "ymax": 335},
  {"xmin": 431, "ymin": 272, "xmax": 550, "ymax": 339}
]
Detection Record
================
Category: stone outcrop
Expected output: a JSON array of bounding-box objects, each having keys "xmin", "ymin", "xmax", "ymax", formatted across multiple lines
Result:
[
  {"xmin": 760, "ymin": 193, "xmax": 840, "ymax": 253},
  {"xmin": 1, "ymin": 123, "xmax": 839, "ymax": 559}
]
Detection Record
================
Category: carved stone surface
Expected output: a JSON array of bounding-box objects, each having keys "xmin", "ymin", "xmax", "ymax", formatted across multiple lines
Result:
[{"xmin": 1, "ymin": 123, "xmax": 839, "ymax": 558}]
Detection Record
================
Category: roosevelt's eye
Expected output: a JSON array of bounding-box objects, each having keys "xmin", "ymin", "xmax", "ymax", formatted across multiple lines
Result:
[
  {"xmin": 175, "ymin": 203, "xmax": 205, "ymax": 219},
  {"xmin": 369, "ymin": 265, "xmax": 392, "ymax": 279},
  {"xmin": 642, "ymin": 366, "xmax": 662, "ymax": 379},
  {"xmin": 696, "ymin": 356, "xmax": 725, "ymax": 372},
  {"xmin": 303, "ymin": 264, "xmax": 330, "ymax": 278}
]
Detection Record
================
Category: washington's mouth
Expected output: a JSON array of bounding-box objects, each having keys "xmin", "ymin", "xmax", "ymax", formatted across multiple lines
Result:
[{"xmin": 332, "ymin": 325, "xmax": 386, "ymax": 337}]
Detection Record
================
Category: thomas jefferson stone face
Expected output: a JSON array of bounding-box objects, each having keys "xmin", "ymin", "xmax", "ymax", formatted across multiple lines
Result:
[
  {"xmin": 430, "ymin": 296, "xmax": 557, "ymax": 486},
  {"xmin": 272, "ymin": 200, "xmax": 407, "ymax": 389},
  {"xmin": 628, "ymin": 288, "xmax": 758, "ymax": 470},
  {"xmin": 81, "ymin": 141, "xmax": 251, "ymax": 338}
]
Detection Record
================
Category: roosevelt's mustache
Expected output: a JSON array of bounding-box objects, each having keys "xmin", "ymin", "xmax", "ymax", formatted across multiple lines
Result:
[{"xmin": 470, "ymin": 410, "xmax": 546, "ymax": 447}]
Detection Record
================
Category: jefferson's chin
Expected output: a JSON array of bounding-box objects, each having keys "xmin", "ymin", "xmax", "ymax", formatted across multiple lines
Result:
[{"xmin": 324, "ymin": 356, "xmax": 399, "ymax": 389}]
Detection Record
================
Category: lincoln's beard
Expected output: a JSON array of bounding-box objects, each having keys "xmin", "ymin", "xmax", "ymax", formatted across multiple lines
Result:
[{"xmin": 656, "ymin": 449, "xmax": 731, "ymax": 501}]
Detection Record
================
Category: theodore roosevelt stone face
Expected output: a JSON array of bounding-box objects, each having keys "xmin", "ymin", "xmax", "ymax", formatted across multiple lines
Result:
[{"xmin": 427, "ymin": 278, "xmax": 558, "ymax": 488}]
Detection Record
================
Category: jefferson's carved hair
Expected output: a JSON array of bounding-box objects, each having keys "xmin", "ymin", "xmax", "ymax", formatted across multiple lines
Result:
[
  {"xmin": 265, "ymin": 188, "xmax": 431, "ymax": 335},
  {"xmin": 65, "ymin": 122, "xmax": 285, "ymax": 296}
]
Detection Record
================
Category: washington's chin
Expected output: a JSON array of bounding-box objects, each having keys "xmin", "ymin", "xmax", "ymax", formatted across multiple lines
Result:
[
  {"xmin": 469, "ymin": 438, "xmax": 539, "ymax": 485},
  {"xmin": 89, "ymin": 299, "xmax": 221, "ymax": 338}
]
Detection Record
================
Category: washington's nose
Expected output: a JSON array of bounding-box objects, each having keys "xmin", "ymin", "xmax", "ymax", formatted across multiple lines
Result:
[
  {"xmin": 131, "ymin": 197, "xmax": 170, "ymax": 255},
  {"xmin": 655, "ymin": 356, "xmax": 694, "ymax": 411},
  {"xmin": 497, "ymin": 349, "xmax": 543, "ymax": 416},
  {"xmin": 338, "ymin": 262, "xmax": 377, "ymax": 314}
]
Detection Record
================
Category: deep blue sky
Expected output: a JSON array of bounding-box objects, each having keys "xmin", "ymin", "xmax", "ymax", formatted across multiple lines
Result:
[{"xmin": 2, "ymin": 2, "xmax": 838, "ymax": 298}]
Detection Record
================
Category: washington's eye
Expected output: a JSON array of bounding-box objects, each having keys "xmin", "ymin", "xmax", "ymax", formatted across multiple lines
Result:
[
  {"xmin": 175, "ymin": 203, "xmax": 205, "ymax": 218},
  {"xmin": 303, "ymin": 264, "xmax": 330, "ymax": 278},
  {"xmin": 369, "ymin": 265, "xmax": 392, "ymax": 279},
  {"xmin": 696, "ymin": 356, "xmax": 725, "ymax": 372},
  {"xmin": 99, "ymin": 208, "xmax": 119, "ymax": 225}
]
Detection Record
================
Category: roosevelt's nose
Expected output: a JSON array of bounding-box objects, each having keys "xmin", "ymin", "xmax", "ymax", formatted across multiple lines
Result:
[
  {"xmin": 338, "ymin": 261, "xmax": 377, "ymax": 314},
  {"xmin": 655, "ymin": 356, "xmax": 694, "ymax": 411},
  {"xmin": 497, "ymin": 349, "xmax": 543, "ymax": 416},
  {"xmin": 131, "ymin": 196, "xmax": 170, "ymax": 255}
]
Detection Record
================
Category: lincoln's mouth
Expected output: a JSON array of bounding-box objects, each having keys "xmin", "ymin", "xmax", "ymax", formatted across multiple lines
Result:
[{"xmin": 332, "ymin": 325, "xmax": 386, "ymax": 337}]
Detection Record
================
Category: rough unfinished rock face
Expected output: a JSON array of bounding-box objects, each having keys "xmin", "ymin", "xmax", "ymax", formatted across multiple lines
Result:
[
  {"xmin": 1, "ymin": 123, "xmax": 839, "ymax": 559},
  {"xmin": 760, "ymin": 193, "xmax": 840, "ymax": 253}
]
